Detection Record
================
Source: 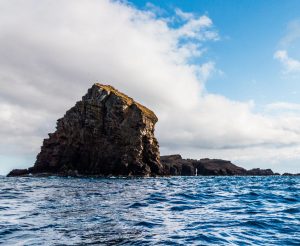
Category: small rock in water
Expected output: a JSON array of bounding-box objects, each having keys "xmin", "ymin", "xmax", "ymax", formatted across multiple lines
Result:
[{"xmin": 7, "ymin": 169, "xmax": 29, "ymax": 177}]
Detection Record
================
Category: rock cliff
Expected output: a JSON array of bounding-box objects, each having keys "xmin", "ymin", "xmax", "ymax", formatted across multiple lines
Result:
[
  {"xmin": 8, "ymin": 83, "xmax": 163, "ymax": 177},
  {"xmin": 161, "ymin": 155, "xmax": 276, "ymax": 176}
]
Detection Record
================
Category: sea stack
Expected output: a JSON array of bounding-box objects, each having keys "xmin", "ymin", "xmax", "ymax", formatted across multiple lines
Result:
[
  {"xmin": 9, "ymin": 83, "xmax": 163, "ymax": 177},
  {"xmin": 7, "ymin": 83, "xmax": 278, "ymax": 177}
]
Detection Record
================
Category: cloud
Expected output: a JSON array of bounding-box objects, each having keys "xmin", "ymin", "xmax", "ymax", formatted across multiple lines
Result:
[
  {"xmin": 280, "ymin": 20, "xmax": 300, "ymax": 48},
  {"xmin": 175, "ymin": 8, "xmax": 194, "ymax": 21},
  {"xmin": 197, "ymin": 61, "xmax": 216, "ymax": 82},
  {"xmin": 176, "ymin": 15, "xmax": 218, "ymax": 41},
  {"xmin": 0, "ymin": 0, "xmax": 218, "ymax": 172},
  {"xmin": 274, "ymin": 50, "xmax": 300, "ymax": 73},
  {"xmin": 0, "ymin": 0, "xmax": 300, "ymax": 174},
  {"xmin": 274, "ymin": 20, "xmax": 300, "ymax": 74},
  {"xmin": 265, "ymin": 102, "xmax": 300, "ymax": 112}
]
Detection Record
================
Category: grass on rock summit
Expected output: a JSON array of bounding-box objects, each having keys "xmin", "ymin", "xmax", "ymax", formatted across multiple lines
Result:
[{"xmin": 95, "ymin": 83, "xmax": 158, "ymax": 122}]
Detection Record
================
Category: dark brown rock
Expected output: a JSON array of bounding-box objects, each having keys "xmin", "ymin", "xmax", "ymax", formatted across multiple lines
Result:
[
  {"xmin": 7, "ymin": 169, "xmax": 29, "ymax": 177},
  {"xmin": 197, "ymin": 158, "xmax": 247, "ymax": 175},
  {"xmin": 161, "ymin": 155, "xmax": 194, "ymax": 175},
  {"xmin": 246, "ymin": 168, "xmax": 274, "ymax": 176},
  {"xmin": 161, "ymin": 155, "xmax": 276, "ymax": 176},
  {"xmin": 282, "ymin": 173, "xmax": 300, "ymax": 176},
  {"xmin": 161, "ymin": 155, "xmax": 247, "ymax": 176},
  {"xmin": 11, "ymin": 83, "xmax": 163, "ymax": 177}
]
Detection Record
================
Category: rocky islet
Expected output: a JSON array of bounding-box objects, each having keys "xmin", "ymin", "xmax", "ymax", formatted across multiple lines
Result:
[{"xmin": 8, "ymin": 83, "xmax": 284, "ymax": 177}]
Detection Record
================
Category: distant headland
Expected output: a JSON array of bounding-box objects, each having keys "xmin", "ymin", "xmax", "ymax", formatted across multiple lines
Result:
[{"xmin": 7, "ymin": 83, "xmax": 299, "ymax": 177}]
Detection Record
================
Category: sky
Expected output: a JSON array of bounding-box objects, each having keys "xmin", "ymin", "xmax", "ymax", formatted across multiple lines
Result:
[{"xmin": 1, "ymin": 0, "xmax": 300, "ymax": 174}]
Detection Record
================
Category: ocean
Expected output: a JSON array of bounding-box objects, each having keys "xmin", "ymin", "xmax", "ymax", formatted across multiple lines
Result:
[{"xmin": 0, "ymin": 176, "xmax": 299, "ymax": 245}]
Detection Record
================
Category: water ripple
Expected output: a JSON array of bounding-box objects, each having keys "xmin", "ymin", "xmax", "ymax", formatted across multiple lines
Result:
[{"xmin": 0, "ymin": 176, "xmax": 299, "ymax": 245}]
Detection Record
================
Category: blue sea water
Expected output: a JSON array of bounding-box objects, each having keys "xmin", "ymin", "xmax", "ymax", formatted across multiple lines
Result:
[{"xmin": 0, "ymin": 176, "xmax": 299, "ymax": 245}]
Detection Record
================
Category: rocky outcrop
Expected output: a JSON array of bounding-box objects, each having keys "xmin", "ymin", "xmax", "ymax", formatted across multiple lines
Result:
[
  {"xmin": 7, "ymin": 169, "xmax": 30, "ymax": 177},
  {"xmin": 8, "ymin": 83, "xmax": 163, "ymax": 177},
  {"xmin": 161, "ymin": 155, "xmax": 247, "ymax": 176},
  {"xmin": 161, "ymin": 155, "xmax": 277, "ymax": 176},
  {"xmin": 7, "ymin": 83, "xmax": 284, "ymax": 177},
  {"xmin": 247, "ymin": 168, "xmax": 274, "ymax": 176},
  {"xmin": 282, "ymin": 173, "xmax": 300, "ymax": 176}
]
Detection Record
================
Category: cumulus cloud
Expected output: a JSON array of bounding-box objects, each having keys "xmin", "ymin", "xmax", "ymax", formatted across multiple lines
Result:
[
  {"xmin": 0, "ymin": 0, "xmax": 300, "ymax": 174},
  {"xmin": 274, "ymin": 50, "xmax": 300, "ymax": 73}
]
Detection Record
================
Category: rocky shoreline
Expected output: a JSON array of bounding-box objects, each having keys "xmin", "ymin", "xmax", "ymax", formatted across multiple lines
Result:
[{"xmin": 7, "ymin": 84, "xmax": 299, "ymax": 177}]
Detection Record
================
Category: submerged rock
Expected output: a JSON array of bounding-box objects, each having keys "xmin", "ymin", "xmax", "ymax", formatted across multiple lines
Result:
[{"xmin": 9, "ymin": 83, "xmax": 163, "ymax": 177}]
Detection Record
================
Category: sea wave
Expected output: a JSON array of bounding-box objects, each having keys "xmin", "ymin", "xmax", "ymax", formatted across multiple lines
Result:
[{"xmin": 0, "ymin": 176, "xmax": 299, "ymax": 245}]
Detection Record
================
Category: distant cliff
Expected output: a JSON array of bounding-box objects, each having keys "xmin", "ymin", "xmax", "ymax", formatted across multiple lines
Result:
[
  {"xmin": 161, "ymin": 155, "xmax": 277, "ymax": 176},
  {"xmin": 8, "ymin": 83, "xmax": 280, "ymax": 177}
]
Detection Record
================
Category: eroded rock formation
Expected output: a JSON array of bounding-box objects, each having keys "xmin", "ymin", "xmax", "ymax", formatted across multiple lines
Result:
[{"xmin": 8, "ymin": 83, "xmax": 163, "ymax": 177}]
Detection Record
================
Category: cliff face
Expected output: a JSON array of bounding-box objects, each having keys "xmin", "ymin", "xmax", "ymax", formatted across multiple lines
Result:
[{"xmin": 11, "ymin": 83, "xmax": 163, "ymax": 176}]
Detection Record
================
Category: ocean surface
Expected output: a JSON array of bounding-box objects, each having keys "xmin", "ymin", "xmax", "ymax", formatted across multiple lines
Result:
[{"xmin": 0, "ymin": 176, "xmax": 299, "ymax": 245}]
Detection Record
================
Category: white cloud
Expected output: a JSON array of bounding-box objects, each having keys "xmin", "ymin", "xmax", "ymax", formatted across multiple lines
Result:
[
  {"xmin": 280, "ymin": 20, "xmax": 300, "ymax": 48},
  {"xmin": 175, "ymin": 8, "xmax": 194, "ymax": 21},
  {"xmin": 274, "ymin": 20, "xmax": 300, "ymax": 75},
  {"xmin": 0, "ymin": 0, "xmax": 300, "ymax": 174},
  {"xmin": 176, "ymin": 15, "xmax": 218, "ymax": 41},
  {"xmin": 266, "ymin": 102, "xmax": 300, "ymax": 111},
  {"xmin": 274, "ymin": 50, "xmax": 300, "ymax": 73},
  {"xmin": 197, "ymin": 61, "xmax": 216, "ymax": 82}
]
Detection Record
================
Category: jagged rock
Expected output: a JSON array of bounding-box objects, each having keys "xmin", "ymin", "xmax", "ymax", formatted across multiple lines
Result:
[
  {"xmin": 161, "ymin": 155, "xmax": 276, "ymax": 176},
  {"xmin": 9, "ymin": 83, "xmax": 163, "ymax": 177}
]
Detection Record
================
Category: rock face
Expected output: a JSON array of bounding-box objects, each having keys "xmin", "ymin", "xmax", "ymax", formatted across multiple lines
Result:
[
  {"xmin": 161, "ymin": 155, "xmax": 276, "ymax": 176},
  {"xmin": 9, "ymin": 83, "xmax": 163, "ymax": 177}
]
